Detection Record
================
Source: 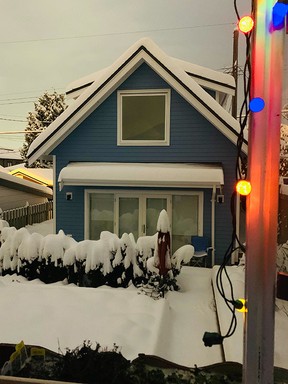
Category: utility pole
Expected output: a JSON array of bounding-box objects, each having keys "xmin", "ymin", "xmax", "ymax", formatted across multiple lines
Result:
[{"xmin": 243, "ymin": 0, "xmax": 286, "ymax": 383}]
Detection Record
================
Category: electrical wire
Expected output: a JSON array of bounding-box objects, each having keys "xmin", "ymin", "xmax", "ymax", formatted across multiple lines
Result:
[
  {"xmin": 0, "ymin": 23, "xmax": 235, "ymax": 45},
  {"xmin": 214, "ymin": 0, "xmax": 253, "ymax": 342}
]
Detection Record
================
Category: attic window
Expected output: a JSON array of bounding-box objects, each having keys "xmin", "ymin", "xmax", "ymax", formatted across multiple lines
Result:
[{"xmin": 117, "ymin": 89, "xmax": 170, "ymax": 146}]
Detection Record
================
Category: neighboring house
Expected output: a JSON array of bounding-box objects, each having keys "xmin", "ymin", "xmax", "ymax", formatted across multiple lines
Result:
[
  {"xmin": 8, "ymin": 167, "xmax": 53, "ymax": 188},
  {"xmin": 0, "ymin": 170, "xmax": 53, "ymax": 211},
  {"xmin": 0, "ymin": 148, "xmax": 22, "ymax": 167},
  {"xmin": 27, "ymin": 38, "xmax": 247, "ymax": 265}
]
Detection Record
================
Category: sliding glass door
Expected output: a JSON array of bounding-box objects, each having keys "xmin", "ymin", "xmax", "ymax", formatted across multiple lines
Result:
[{"xmin": 87, "ymin": 190, "xmax": 202, "ymax": 253}]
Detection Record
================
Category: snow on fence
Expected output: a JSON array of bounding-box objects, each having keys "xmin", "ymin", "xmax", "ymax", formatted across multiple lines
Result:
[{"xmin": 1, "ymin": 201, "xmax": 53, "ymax": 229}]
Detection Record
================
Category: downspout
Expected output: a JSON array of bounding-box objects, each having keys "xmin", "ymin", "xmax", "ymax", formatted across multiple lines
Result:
[{"xmin": 211, "ymin": 185, "xmax": 216, "ymax": 266}]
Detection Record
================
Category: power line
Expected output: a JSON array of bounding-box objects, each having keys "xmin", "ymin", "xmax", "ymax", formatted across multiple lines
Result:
[
  {"xmin": 0, "ymin": 117, "xmax": 26, "ymax": 123},
  {"xmin": 0, "ymin": 100, "xmax": 36, "ymax": 106},
  {"xmin": 0, "ymin": 87, "xmax": 65, "ymax": 97},
  {"xmin": 0, "ymin": 22, "xmax": 235, "ymax": 45},
  {"xmin": 0, "ymin": 96, "xmax": 37, "ymax": 102}
]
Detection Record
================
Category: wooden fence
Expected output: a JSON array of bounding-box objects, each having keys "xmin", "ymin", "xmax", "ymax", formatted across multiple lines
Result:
[{"xmin": 1, "ymin": 201, "xmax": 53, "ymax": 229}]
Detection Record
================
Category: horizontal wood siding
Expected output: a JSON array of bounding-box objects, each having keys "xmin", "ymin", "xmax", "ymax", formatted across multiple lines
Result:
[
  {"xmin": 0, "ymin": 185, "xmax": 49, "ymax": 211},
  {"xmin": 53, "ymin": 63, "xmax": 238, "ymax": 263}
]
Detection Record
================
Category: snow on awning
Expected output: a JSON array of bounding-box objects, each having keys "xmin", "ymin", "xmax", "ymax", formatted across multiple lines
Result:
[{"xmin": 58, "ymin": 163, "xmax": 224, "ymax": 190}]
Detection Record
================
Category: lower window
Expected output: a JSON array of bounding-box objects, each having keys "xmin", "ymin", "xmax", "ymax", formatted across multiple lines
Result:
[{"xmin": 87, "ymin": 191, "xmax": 203, "ymax": 253}]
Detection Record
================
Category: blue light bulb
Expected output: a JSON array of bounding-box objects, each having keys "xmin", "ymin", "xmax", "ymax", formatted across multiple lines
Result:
[
  {"xmin": 272, "ymin": 3, "xmax": 288, "ymax": 30},
  {"xmin": 249, "ymin": 97, "xmax": 265, "ymax": 112}
]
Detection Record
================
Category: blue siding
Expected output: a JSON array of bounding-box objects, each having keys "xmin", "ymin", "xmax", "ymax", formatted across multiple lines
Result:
[{"xmin": 53, "ymin": 63, "xmax": 238, "ymax": 264}]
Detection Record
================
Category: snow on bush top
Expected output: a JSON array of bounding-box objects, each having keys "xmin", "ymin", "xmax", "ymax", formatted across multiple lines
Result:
[{"xmin": 156, "ymin": 209, "xmax": 170, "ymax": 233}]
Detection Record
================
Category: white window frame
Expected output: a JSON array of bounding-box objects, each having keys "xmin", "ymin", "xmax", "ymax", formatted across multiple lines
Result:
[{"xmin": 117, "ymin": 89, "xmax": 171, "ymax": 146}]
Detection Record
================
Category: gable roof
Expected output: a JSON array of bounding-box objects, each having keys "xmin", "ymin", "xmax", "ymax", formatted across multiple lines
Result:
[
  {"xmin": 27, "ymin": 38, "xmax": 247, "ymax": 165},
  {"xmin": 66, "ymin": 56, "xmax": 236, "ymax": 100}
]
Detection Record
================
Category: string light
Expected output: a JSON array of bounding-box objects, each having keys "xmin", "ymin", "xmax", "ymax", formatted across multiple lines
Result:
[
  {"xmin": 249, "ymin": 97, "xmax": 265, "ymax": 112},
  {"xmin": 233, "ymin": 299, "xmax": 248, "ymax": 313},
  {"xmin": 238, "ymin": 15, "xmax": 254, "ymax": 33},
  {"xmin": 236, "ymin": 180, "xmax": 252, "ymax": 196},
  {"xmin": 272, "ymin": 2, "xmax": 288, "ymax": 29}
]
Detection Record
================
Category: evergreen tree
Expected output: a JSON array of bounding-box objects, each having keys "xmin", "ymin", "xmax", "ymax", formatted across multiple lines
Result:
[{"xmin": 20, "ymin": 91, "xmax": 67, "ymax": 167}]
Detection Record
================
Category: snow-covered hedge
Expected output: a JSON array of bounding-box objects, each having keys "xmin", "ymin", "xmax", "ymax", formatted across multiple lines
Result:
[{"xmin": 0, "ymin": 212, "xmax": 194, "ymax": 288}]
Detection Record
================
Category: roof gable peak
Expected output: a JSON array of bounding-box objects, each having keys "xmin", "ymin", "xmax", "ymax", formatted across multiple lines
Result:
[{"xmin": 28, "ymin": 38, "xmax": 246, "ymax": 165}]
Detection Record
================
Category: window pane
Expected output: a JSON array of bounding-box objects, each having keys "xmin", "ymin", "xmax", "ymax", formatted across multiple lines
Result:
[
  {"xmin": 172, "ymin": 195, "xmax": 199, "ymax": 253},
  {"xmin": 119, "ymin": 197, "xmax": 139, "ymax": 239},
  {"xmin": 122, "ymin": 95, "xmax": 165, "ymax": 140},
  {"xmin": 89, "ymin": 194, "xmax": 114, "ymax": 240}
]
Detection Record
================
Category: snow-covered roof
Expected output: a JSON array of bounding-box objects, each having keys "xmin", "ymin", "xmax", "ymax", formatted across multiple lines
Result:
[
  {"xmin": 0, "ymin": 148, "xmax": 22, "ymax": 160},
  {"xmin": 27, "ymin": 37, "xmax": 247, "ymax": 165},
  {"xmin": 66, "ymin": 66, "xmax": 113, "ymax": 100},
  {"xmin": 0, "ymin": 170, "xmax": 53, "ymax": 197},
  {"xmin": 4, "ymin": 163, "xmax": 26, "ymax": 171},
  {"xmin": 58, "ymin": 162, "xmax": 224, "ymax": 190},
  {"xmin": 8, "ymin": 167, "xmax": 53, "ymax": 187},
  {"xmin": 66, "ymin": 56, "xmax": 235, "ymax": 100}
]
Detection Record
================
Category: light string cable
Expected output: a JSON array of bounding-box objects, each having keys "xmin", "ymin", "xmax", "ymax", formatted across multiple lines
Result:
[{"xmin": 215, "ymin": 0, "xmax": 253, "ymax": 340}]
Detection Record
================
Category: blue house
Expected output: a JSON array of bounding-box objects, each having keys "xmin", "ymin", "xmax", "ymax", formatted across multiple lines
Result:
[{"xmin": 28, "ymin": 38, "xmax": 247, "ymax": 265}]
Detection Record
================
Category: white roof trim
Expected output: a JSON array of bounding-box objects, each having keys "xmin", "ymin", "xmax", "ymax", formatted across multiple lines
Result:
[
  {"xmin": 58, "ymin": 162, "xmax": 224, "ymax": 190},
  {"xmin": 28, "ymin": 38, "xmax": 247, "ymax": 165}
]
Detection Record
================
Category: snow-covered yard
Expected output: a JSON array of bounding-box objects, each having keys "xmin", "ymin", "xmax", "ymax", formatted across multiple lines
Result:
[
  {"xmin": 0, "ymin": 219, "xmax": 287, "ymax": 372},
  {"xmin": 0, "ymin": 267, "xmax": 221, "ymax": 368}
]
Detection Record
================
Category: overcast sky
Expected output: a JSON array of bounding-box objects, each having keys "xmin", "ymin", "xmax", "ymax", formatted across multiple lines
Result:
[{"xmin": 0, "ymin": 0, "xmax": 287, "ymax": 150}]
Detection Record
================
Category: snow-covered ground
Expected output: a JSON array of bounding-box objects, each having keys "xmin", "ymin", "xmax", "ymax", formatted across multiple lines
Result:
[
  {"xmin": 0, "ymin": 268, "xmax": 222, "ymax": 368},
  {"xmin": 0, "ymin": 220, "xmax": 287, "ymax": 371}
]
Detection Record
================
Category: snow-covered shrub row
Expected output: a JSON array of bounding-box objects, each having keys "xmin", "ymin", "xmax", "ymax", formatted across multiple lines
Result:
[{"xmin": 0, "ymin": 219, "xmax": 193, "ymax": 287}]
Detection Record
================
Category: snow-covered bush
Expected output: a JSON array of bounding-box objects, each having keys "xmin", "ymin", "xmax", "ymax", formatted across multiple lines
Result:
[
  {"xmin": 136, "ymin": 233, "xmax": 157, "ymax": 262},
  {"xmin": 0, "ymin": 220, "xmax": 9, "ymax": 245},
  {"xmin": 0, "ymin": 236, "xmax": 13, "ymax": 275},
  {"xmin": 171, "ymin": 244, "xmax": 195, "ymax": 270},
  {"xmin": 0, "ymin": 227, "xmax": 30, "ymax": 275},
  {"xmin": 1, "ymin": 226, "xmax": 17, "ymax": 244},
  {"xmin": 18, "ymin": 232, "xmax": 44, "ymax": 280},
  {"xmin": 38, "ymin": 230, "xmax": 77, "ymax": 283},
  {"xmin": 0, "ymin": 210, "xmax": 186, "ymax": 292}
]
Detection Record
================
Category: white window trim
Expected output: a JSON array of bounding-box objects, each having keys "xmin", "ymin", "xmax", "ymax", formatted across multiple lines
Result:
[
  {"xmin": 84, "ymin": 189, "xmax": 203, "ymax": 239},
  {"xmin": 117, "ymin": 89, "xmax": 171, "ymax": 146}
]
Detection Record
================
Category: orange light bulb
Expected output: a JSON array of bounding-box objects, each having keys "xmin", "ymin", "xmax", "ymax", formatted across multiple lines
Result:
[
  {"xmin": 236, "ymin": 180, "xmax": 252, "ymax": 196},
  {"xmin": 238, "ymin": 16, "xmax": 254, "ymax": 33}
]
